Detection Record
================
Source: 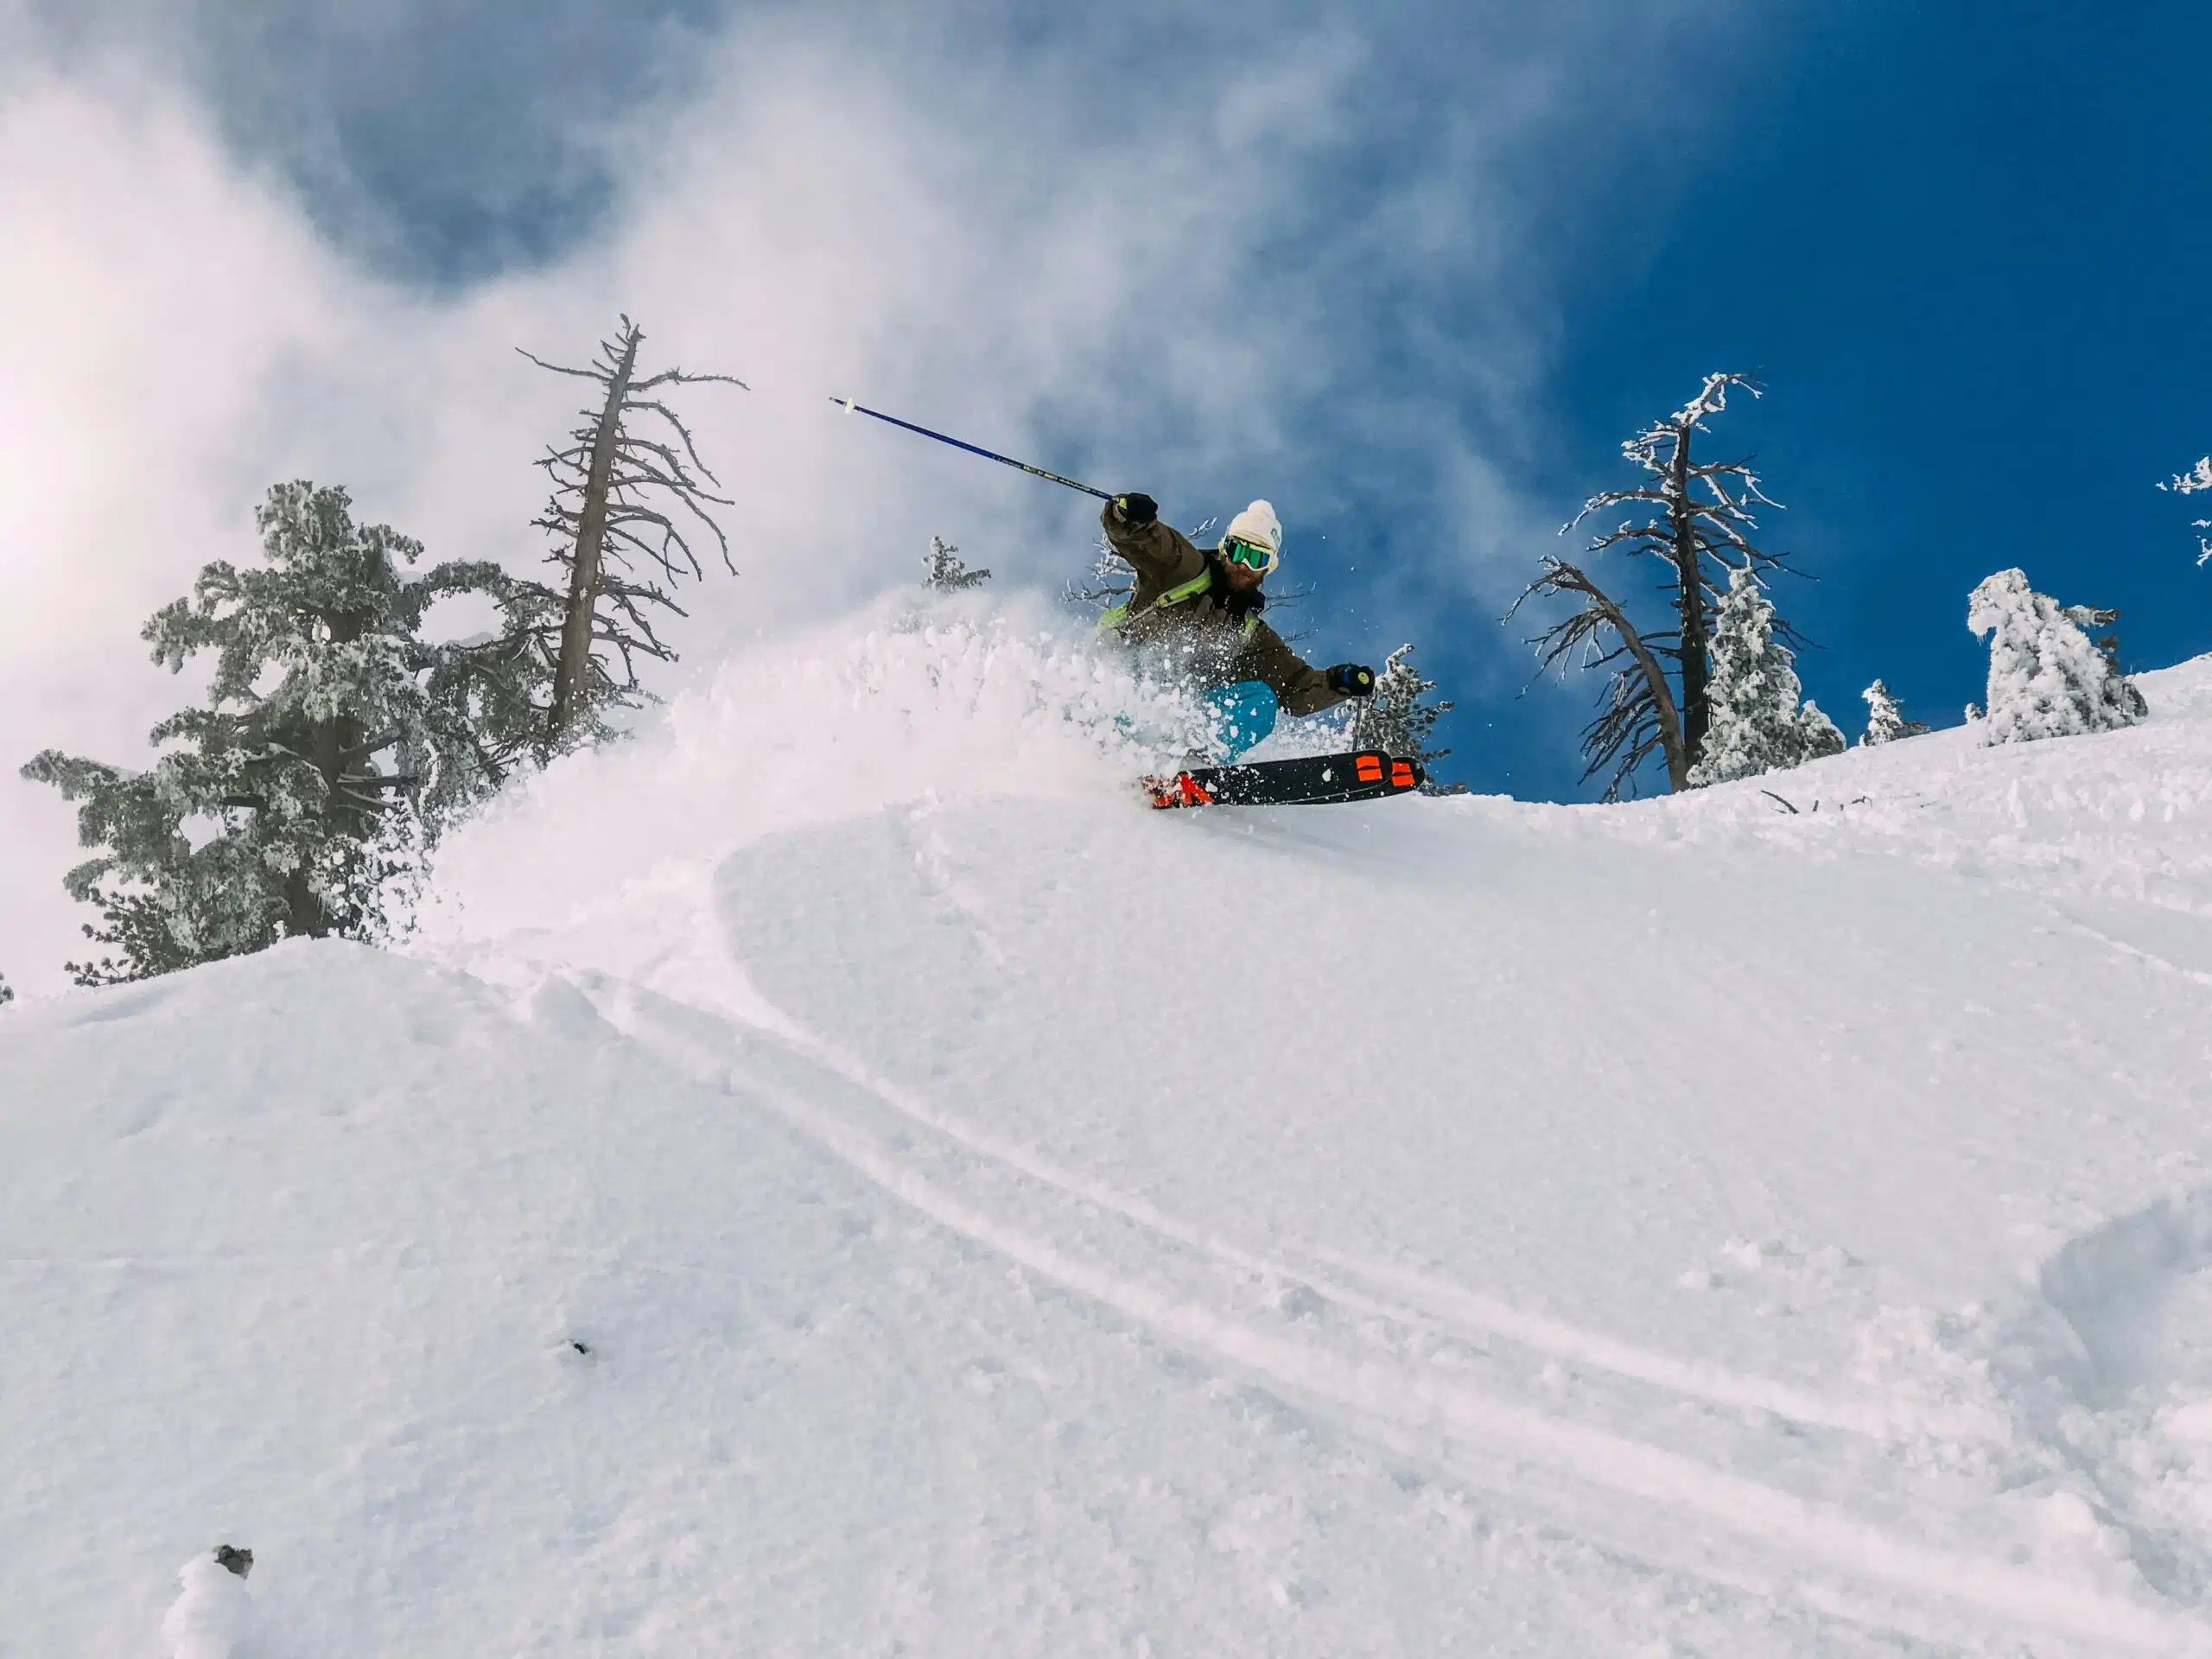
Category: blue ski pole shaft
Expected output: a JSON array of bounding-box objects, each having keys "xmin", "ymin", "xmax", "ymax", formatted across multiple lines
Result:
[{"xmin": 830, "ymin": 397, "xmax": 1114, "ymax": 500}]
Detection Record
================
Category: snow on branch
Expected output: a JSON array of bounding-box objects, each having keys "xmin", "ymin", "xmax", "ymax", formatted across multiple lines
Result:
[
  {"xmin": 2162, "ymin": 456, "xmax": 2212, "ymax": 495},
  {"xmin": 2159, "ymin": 455, "xmax": 2212, "ymax": 566}
]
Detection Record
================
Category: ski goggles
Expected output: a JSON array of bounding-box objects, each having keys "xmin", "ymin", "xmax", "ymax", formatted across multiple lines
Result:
[{"xmin": 1222, "ymin": 535, "xmax": 1279, "ymax": 575}]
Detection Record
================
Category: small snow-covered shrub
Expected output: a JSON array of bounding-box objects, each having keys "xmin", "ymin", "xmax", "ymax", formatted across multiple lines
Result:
[
  {"xmin": 922, "ymin": 535, "xmax": 990, "ymax": 592},
  {"xmin": 1351, "ymin": 643, "xmax": 1452, "ymax": 765},
  {"xmin": 1859, "ymin": 678, "xmax": 1929, "ymax": 746},
  {"xmin": 1966, "ymin": 569, "xmax": 2145, "ymax": 745},
  {"xmin": 1798, "ymin": 699, "xmax": 1847, "ymax": 761}
]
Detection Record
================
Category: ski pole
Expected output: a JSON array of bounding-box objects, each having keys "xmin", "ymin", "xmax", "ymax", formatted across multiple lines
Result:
[{"xmin": 830, "ymin": 397, "xmax": 1114, "ymax": 500}]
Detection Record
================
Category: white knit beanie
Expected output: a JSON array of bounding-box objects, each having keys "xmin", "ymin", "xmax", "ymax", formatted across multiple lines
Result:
[{"xmin": 1222, "ymin": 500, "xmax": 1282, "ymax": 558}]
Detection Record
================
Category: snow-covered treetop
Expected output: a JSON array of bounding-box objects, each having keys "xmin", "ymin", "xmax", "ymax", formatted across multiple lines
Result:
[
  {"xmin": 153, "ymin": 485, "xmax": 426, "ymax": 696},
  {"xmin": 923, "ymin": 536, "xmax": 991, "ymax": 592},
  {"xmin": 1566, "ymin": 371, "xmax": 1783, "ymax": 578},
  {"xmin": 141, "ymin": 481, "xmax": 509, "ymax": 830},
  {"xmin": 1670, "ymin": 370, "xmax": 1758, "ymax": 436}
]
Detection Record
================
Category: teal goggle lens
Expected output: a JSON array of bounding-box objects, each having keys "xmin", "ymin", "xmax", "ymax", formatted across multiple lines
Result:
[{"xmin": 1224, "ymin": 537, "xmax": 1275, "ymax": 572}]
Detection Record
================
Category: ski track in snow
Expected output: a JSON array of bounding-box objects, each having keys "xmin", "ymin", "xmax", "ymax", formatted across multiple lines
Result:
[
  {"xmin": 613, "ymin": 969, "xmax": 1996, "ymax": 1442},
  {"xmin": 577, "ymin": 969, "xmax": 2212, "ymax": 1655}
]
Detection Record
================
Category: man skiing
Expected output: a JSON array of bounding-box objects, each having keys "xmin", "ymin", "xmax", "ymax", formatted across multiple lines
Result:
[{"xmin": 1099, "ymin": 492, "xmax": 1375, "ymax": 757}]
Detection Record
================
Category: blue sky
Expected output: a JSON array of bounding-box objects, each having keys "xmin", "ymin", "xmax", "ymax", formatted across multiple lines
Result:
[{"xmin": 6, "ymin": 0, "xmax": 2209, "ymax": 816}]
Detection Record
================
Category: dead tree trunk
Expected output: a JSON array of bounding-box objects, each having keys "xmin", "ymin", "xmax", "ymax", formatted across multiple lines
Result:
[
  {"xmin": 1666, "ymin": 431, "xmax": 1712, "ymax": 768},
  {"xmin": 548, "ymin": 322, "xmax": 642, "ymax": 744}
]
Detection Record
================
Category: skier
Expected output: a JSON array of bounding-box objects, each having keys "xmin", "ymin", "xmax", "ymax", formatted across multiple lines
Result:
[{"xmin": 1099, "ymin": 492, "xmax": 1375, "ymax": 757}]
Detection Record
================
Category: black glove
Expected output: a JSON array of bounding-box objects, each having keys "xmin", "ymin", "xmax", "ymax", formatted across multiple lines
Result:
[
  {"xmin": 1327, "ymin": 664, "xmax": 1376, "ymax": 698},
  {"xmin": 1113, "ymin": 492, "xmax": 1158, "ymax": 526}
]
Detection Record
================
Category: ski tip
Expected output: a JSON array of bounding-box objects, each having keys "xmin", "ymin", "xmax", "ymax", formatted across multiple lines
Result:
[{"xmin": 1141, "ymin": 772, "xmax": 1215, "ymax": 810}]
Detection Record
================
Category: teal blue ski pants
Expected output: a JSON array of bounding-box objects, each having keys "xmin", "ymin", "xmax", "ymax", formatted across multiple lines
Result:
[{"xmin": 1204, "ymin": 680, "xmax": 1280, "ymax": 760}]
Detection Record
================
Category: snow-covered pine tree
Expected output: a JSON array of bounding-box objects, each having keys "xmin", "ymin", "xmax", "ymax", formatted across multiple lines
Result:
[
  {"xmin": 1966, "ymin": 568, "xmax": 2147, "ymax": 745},
  {"xmin": 1799, "ymin": 700, "xmax": 1847, "ymax": 761},
  {"xmin": 513, "ymin": 315, "xmax": 748, "ymax": 755},
  {"xmin": 22, "ymin": 482, "xmax": 513, "ymax": 984},
  {"xmin": 1859, "ymin": 678, "xmax": 1929, "ymax": 746},
  {"xmin": 1513, "ymin": 372, "xmax": 1808, "ymax": 798},
  {"xmin": 1685, "ymin": 564, "xmax": 1827, "ymax": 786},
  {"xmin": 2160, "ymin": 454, "xmax": 2212, "ymax": 567},
  {"xmin": 1063, "ymin": 537, "xmax": 1134, "ymax": 615},
  {"xmin": 1351, "ymin": 643, "xmax": 1453, "ymax": 764},
  {"xmin": 0, "ymin": 973, "xmax": 12, "ymax": 1007},
  {"xmin": 922, "ymin": 536, "xmax": 990, "ymax": 591}
]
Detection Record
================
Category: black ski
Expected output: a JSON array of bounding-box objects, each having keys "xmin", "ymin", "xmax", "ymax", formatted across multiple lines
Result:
[{"xmin": 1142, "ymin": 750, "xmax": 1425, "ymax": 809}]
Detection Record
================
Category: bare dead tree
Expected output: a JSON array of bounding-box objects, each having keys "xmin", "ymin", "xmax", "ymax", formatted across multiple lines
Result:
[
  {"xmin": 1516, "ymin": 372, "xmax": 1800, "ymax": 797},
  {"xmin": 515, "ymin": 315, "xmax": 747, "ymax": 753},
  {"xmin": 1507, "ymin": 555, "xmax": 1688, "ymax": 798}
]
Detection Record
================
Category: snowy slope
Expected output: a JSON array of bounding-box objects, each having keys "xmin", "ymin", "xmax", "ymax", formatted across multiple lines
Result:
[{"xmin": 5, "ymin": 598, "xmax": 2211, "ymax": 1655}]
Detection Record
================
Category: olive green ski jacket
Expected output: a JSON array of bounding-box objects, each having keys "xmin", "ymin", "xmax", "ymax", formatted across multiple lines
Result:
[{"xmin": 1096, "ymin": 503, "xmax": 1345, "ymax": 716}]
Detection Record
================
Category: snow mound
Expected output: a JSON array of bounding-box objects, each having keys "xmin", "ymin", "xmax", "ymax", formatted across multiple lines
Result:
[
  {"xmin": 161, "ymin": 1552, "xmax": 257, "ymax": 1659},
  {"xmin": 8, "ymin": 608, "xmax": 2212, "ymax": 1655}
]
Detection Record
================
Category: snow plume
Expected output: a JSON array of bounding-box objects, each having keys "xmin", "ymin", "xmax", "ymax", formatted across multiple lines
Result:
[{"xmin": 418, "ymin": 593, "xmax": 1201, "ymax": 959}]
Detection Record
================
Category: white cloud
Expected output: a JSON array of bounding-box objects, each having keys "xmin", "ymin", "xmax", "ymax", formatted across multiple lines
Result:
[
  {"xmin": 0, "ymin": 68, "xmax": 392, "ymax": 985},
  {"xmin": 0, "ymin": 5, "xmax": 1731, "ymax": 990}
]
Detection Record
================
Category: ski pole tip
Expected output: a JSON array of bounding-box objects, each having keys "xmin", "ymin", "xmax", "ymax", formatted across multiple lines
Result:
[{"xmin": 830, "ymin": 395, "xmax": 857, "ymax": 413}]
